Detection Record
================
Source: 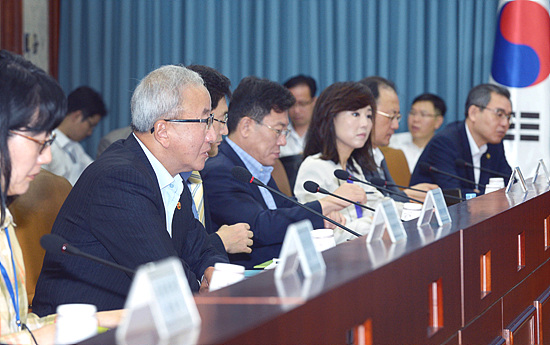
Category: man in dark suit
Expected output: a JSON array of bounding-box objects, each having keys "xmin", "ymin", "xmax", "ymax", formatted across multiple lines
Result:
[
  {"xmin": 359, "ymin": 76, "xmax": 437, "ymax": 202},
  {"xmin": 410, "ymin": 84, "xmax": 513, "ymax": 195},
  {"xmin": 33, "ymin": 65, "xmax": 228, "ymax": 315},
  {"xmin": 186, "ymin": 64, "xmax": 253, "ymax": 255},
  {"xmin": 202, "ymin": 77, "xmax": 363, "ymax": 269}
]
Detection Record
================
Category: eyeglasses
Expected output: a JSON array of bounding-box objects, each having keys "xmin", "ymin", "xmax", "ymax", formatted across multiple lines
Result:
[
  {"xmin": 293, "ymin": 99, "xmax": 314, "ymax": 108},
  {"xmin": 474, "ymin": 105, "xmax": 514, "ymax": 122},
  {"xmin": 256, "ymin": 121, "xmax": 291, "ymax": 138},
  {"xmin": 10, "ymin": 130, "xmax": 56, "ymax": 153},
  {"xmin": 377, "ymin": 110, "xmax": 402, "ymax": 122},
  {"xmin": 213, "ymin": 113, "xmax": 229, "ymax": 125},
  {"xmin": 151, "ymin": 113, "xmax": 214, "ymax": 133},
  {"xmin": 408, "ymin": 110, "xmax": 440, "ymax": 119}
]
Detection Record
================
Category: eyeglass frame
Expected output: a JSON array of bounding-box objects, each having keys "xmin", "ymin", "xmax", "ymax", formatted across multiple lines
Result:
[
  {"xmin": 377, "ymin": 110, "xmax": 402, "ymax": 122},
  {"xmin": 292, "ymin": 99, "xmax": 315, "ymax": 108},
  {"xmin": 408, "ymin": 110, "xmax": 441, "ymax": 119},
  {"xmin": 254, "ymin": 119, "xmax": 291, "ymax": 138},
  {"xmin": 213, "ymin": 113, "xmax": 229, "ymax": 125},
  {"xmin": 9, "ymin": 130, "xmax": 56, "ymax": 154},
  {"xmin": 150, "ymin": 113, "xmax": 214, "ymax": 133},
  {"xmin": 473, "ymin": 104, "xmax": 514, "ymax": 122}
]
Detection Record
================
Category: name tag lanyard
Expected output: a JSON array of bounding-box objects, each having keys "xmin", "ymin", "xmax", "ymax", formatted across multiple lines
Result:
[
  {"xmin": 0, "ymin": 226, "xmax": 21, "ymax": 331},
  {"xmin": 346, "ymin": 170, "xmax": 363, "ymax": 219}
]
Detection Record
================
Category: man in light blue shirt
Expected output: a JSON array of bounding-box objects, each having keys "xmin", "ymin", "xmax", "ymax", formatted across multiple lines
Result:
[{"xmin": 202, "ymin": 76, "xmax": 359, "ymax": 269}]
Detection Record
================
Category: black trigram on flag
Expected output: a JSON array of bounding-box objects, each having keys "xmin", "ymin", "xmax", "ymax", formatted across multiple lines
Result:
[{"xmin": 503, "ymin": 112, "xmax": 540, "ymax": 142}]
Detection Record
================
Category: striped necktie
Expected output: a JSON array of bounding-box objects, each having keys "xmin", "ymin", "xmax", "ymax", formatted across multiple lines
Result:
[{"xmin": 187, "ymin": 171, "xmax": 205, "ymax": 226}]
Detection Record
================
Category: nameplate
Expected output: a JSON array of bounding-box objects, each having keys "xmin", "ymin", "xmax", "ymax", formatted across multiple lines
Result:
[
  {"xmin": 533, "ymin": 159, "xmax": 550, "ymax": 185},
  {"xmin": 366, "ymin": 198, "xmax": 407, "ymax": 243},
  {"xmin": 417, "ymin": 188, "xmax": 452, "ymax": 228},
  {"xmin": 116, "ymin": 257, "xmax": 201, "ymax": 345},
  {"xmin": 275, "ymin": 220, "xmax": 326, "ymax": 279},
  {"xmin": 506, "ymin": 166, "xmax": 527, "ymax": 193}
]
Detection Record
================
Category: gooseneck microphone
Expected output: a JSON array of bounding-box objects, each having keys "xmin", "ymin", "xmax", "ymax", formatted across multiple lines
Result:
[
  {"xmin": 303, "ymin": 180, "xmax": 376, "ymax": 212},
  {"xmin": 231, "ymin": 166, "xmax": 361, "ymax": 237},
  {"xmin": 333, "ymin": 169, "xmax": 423, "ymax": 204},
  {"xmin": 369, "ymin": 176, "xmax": 465, "ymax": 201},
  {"xmin": 419, "ymin": 162, "xmax": 485, "ymax": 188},
  {"xmin": 455, "ymin": 158, "xmax": 509, "ymax": 179},
  {"xmin": 40, "ymin": 234, "xmax": 136, "ymax": 276}
]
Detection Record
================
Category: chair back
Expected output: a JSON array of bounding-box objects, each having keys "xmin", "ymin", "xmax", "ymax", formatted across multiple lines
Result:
[
  {"xmin": 9, "ymin": 169, "xmax": 72, "ymax": 304},
  {"xmin": 272, "ymin": 158, "xmax": 293, "ymax": 197},
  {"xmin": 380, "ymin": 146, "xmax": 411, "ymax": 187}
]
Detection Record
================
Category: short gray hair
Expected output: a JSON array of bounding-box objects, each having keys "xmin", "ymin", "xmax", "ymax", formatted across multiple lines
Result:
[
  {"xmin": 131, "ymin": 65, "xmax": 204, "ymax": 132},
  {"xmin": 465, "ymin": 83, "xmax": 510, "ymax": 118}
]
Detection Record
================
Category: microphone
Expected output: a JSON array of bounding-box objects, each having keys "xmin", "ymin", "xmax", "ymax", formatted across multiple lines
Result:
[
  {"xmin": 455, "ymin": 158, "xmax": 509, "ymax": 179},
  {"xmin": 231, "ymin": 166, "xmax": 361, "ymax": 237},
  {"xmin": 40, "ymin": 234, "xmax": 135, "ymax": 276},
  {"xmin": 369, "ymin": 176, "xmax": 465, "ymax": 201},
  {"xmin": 333, "ymin": 169, "xmax": 423, "ymax": 204},
  {"xmin": 419, "ymin": 162, "xmax": 486, "ymax": 188},
  {"xmin": 303, "ymin": 180, "xmax": 375, "ymax": 212}
]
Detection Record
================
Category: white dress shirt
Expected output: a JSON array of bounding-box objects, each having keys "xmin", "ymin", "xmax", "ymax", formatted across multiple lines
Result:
[
  {"xmin": 465, "ymin": 123, "xmax": 488, "ymax": 185},
  {"xmin": 389, "ymin": 132, "xmax": 424, "ymax": 173},
  {"xmin": 135, "ymin": 134, "xmax": 183, "ymax": 237},
  {"xmin": 42, "ymin": 129, "xmax": 93, "ymax": 185},
  {"xmin": 279, "ymin": 123, "xmax": 306, "ymax": 157}
]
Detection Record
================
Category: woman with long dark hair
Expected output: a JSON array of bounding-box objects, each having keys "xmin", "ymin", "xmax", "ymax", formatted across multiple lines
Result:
[
  {"xmin": 295, "ymin": 82, "xmax": 398, "ymax": 243},
  {"xmin": 0, "ymin": 51, "xmax": 121, "ymax": 344}
]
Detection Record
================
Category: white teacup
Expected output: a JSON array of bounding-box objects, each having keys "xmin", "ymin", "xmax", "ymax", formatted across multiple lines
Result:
[
  {"xmin": 55, "ymin": 304, "xmax": 98, "ymax": 345},
  {"xmin": 311, "ymin": 228, "xmax": 336, "ymax": 252},
  {"xmin": 401, "ymin": 202, "xmax": 422, "ymax": 221},
  {"xmin": 209, "ymin": 262, "xmax": 245, "ymax": 291}
]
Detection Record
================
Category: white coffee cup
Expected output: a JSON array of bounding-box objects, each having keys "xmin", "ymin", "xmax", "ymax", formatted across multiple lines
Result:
[
  {"xmin": 209, "ymin": 262, "xmax": 245, "ymax": 291},
  {"xmin": 401, "ymin": 202, "xmax": 422, "ymax": 221},
  {"xmin": 55, "ymin": 304, "xmax": 97, "ymax": 345},
  {"xmin": 488, "ymin": 177, "xmax": 505, "ymax": 188},
  {"xmin": 311, "ymin": 228, "xmax": 336, "ymax": 252},
  {"xmin": 485, "ymin": 177, "xmax": 505, "ymax": 194}
]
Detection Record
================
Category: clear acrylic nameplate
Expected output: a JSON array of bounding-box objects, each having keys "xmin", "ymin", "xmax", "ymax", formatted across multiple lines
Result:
[
  {"xmin": 533, "ymin": 159, "xmax": 550, "ymax": 185},
  {"xmin": 417, "ymin": 188, "xmax": 452, "ymax": 228},
  {"xmin": 366, "ymin": 198, "xmax": 407, "ymax": 243},
  {"xmin": 506, "ymin": 166, "xmax": 527, "ymax": 193},
  {"xmin": 275, "ymin": 220, "xmax": 326, "ymax": 279},
  {"xmin": 116, "ymin": 257, "xmax": 201, "ymax": 345}
]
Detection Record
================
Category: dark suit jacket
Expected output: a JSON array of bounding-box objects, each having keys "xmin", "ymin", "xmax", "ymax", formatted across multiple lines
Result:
[
  {"xmin": 410, "ymin": 121, "xmax": 512, "ymax": 195},
  {"xmin": 33, "ymin": 135, "xmax": 227, "ymax": 315},
  {"xmin": 201, "ymin": 140, "xmax": 324, "ymax": 269},
  {"xmin": 364, "ymin": 156, "xmax": 409, "ymax": 203}
]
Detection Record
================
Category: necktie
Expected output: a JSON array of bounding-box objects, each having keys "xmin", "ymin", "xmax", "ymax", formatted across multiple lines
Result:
[{"xmin": 188, "ymin": 171, "xmax": 205, "ymax": 226}]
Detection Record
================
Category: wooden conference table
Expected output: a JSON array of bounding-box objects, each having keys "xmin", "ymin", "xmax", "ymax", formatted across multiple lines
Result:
[{"xmin": 83, "ymin": 180, "xmax": 550, "ymax": 344}]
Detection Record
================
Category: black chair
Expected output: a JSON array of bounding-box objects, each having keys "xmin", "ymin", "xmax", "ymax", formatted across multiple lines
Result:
[{"xmin": 279, "ymin": 154, "xmax": 303, "ymax": 194}]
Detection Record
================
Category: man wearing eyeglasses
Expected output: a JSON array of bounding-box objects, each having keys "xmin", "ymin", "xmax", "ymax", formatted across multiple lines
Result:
[
  {"xmin": 360, "ymin": 77, "xmax": 438, "ymax": 203},
  {"xmin": 280, "ymin": 74, "xmax": 317, "ymax": 158},
  {"xmin": 186, "ymin": 64, "xmax": 254, "ymax": 256},
  {"xmin": 43, "ymin": 86, "xmax": 107, "ymax": 185},
  {"xmin": 201, "ymin": 76, "xmax": 358, "ymax": 269},
  {"xmin": 410, "ymin": 84, "xmax": 513, "ymax": 195},
  {"xmin": 33, "ymin": 65, "xmax": 228, "ymax": 315},
  {"xmin": 390, "ymin": 93, "xmax": 446, "ymax": 172}
]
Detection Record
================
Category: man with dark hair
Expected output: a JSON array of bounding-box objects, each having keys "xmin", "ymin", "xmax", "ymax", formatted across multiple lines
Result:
[
  {"xmin": 280, "ymin": 74, "xmax": 317, "ymax": 157},
  {"xmin": 44, "ymin": 86, "xmax": 107, "ymax": 185},
  {"xmin": 410, "ymin": 84, "xmax": 513, "ymax": 195},
  {"xmin": 202, "ymin": 76, "xmax": 357, "ymax": 269},
  {"xmin": 186, "ymin": 65, "xmax": 254, "ymax": 255},
  {"xmin": 359, "ymin": 76, "xmax": 437, "ymax": 202},
  {"xmin": 390, "ymin": 93, "xmax": 446, "ymax": 172}
]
